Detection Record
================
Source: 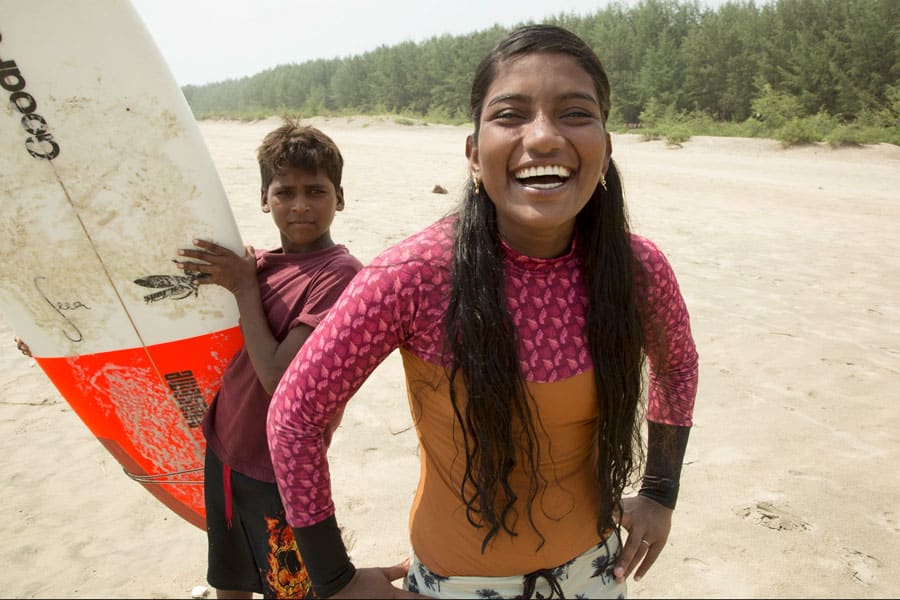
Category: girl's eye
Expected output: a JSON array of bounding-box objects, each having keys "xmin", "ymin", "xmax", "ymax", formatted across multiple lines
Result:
[
  {"xmin": 562, "ymin": 108, "xmax": 596, "ymax": 120},
  {"xmin": 491, "ymin": 109, "xmax": 523, "ymax": 121}
]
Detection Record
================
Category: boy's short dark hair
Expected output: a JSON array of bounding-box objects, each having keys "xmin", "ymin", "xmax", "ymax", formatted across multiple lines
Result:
[{"xmin": 257, "ymin": 119, "xmax": 343, "ymax": 193}]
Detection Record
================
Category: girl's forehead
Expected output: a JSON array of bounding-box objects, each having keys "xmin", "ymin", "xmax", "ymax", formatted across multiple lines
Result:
[
  {"xmin": 485, "ymin": 53, "xmax": 598, "ymax": 99},
  {"xmin": 496, "ymin": 52, "xmax": 590, "ymax": 78}
]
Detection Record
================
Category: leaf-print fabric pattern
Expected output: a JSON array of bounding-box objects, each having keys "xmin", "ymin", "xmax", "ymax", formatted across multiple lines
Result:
[{"xmin": 404, "ymin": 535, "xmax": 626, "ymax": 599}]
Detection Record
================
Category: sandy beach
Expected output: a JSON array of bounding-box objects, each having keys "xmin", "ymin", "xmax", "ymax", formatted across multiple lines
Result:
[{"xmin": 1, "ymin": 116, "xmax": 898, "ymax": 598}]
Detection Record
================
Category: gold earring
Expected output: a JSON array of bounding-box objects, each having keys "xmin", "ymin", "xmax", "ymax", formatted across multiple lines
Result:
[
  {"xmin": 473, "ymin": 175, "xmax": 481, "ymax": 196},
  {"xmin": 599, "ymin": 173, "xmax": 607, "ymax": 192}
]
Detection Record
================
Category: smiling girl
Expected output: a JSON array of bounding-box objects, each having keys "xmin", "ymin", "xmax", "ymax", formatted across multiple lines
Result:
[{"xmin": 267, "ymin": 25, "xmax": 699, "ymax": 599}]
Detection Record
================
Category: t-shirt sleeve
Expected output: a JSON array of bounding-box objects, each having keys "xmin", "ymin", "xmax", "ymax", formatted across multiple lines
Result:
[
  {"xmin": 267, "ymin": 257, "xmax": 420, "ymax": 527},
  {"xmin": 633, "ymin": 237, "xmax": 699, "ymax": 427},
  {"xmin": 289, "ymin": 257, "xmax": 361, "ymax": 331}
]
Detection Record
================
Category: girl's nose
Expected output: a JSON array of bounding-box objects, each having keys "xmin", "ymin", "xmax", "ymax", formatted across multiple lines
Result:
[{"xmin": 523, "ymin": 114, "xmax": 563, "ymax": 155}]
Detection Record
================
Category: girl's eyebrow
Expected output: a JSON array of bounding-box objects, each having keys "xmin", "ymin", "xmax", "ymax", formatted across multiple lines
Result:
[
  {"xmin": 559, "ymin": 91, "xmax": 600, "ymax": 105},
  {"xmin": 486, "ymin": 93, "xmax": 528, "ymax": 106},
  {"xmin": 486, "ymin": 91, "xmax": 600, "ymax": 107}
]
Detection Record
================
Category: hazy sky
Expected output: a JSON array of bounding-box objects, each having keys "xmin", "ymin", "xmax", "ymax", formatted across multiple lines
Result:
[{"xmin": 132, "ymin": 0, "xmax": 723, "ymax": 86}]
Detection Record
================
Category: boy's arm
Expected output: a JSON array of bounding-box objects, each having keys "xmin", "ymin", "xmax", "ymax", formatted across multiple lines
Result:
[
  {"xmin": 237, "ymin": 308, "xmax": 313, "ymax": 395},
  {"xmin": 176, "ymin": 239, "xmax": 307, "ymax": 394}
]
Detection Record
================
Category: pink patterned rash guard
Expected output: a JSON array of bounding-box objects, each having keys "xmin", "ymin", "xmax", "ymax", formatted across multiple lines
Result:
[{"xmin": 267, "ymin": 215, "xmax": 698, "ymax": 571}]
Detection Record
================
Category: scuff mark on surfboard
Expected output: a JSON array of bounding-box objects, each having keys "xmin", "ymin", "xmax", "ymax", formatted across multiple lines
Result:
[{"xmin": 98, "ymin": 365, "xmax": 201, "ymax": 470}]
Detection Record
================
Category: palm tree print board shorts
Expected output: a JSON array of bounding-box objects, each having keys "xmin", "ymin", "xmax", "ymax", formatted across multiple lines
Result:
[{"xmin": 403, "ymin": 534, "xmax": 627, "ymax": 599}]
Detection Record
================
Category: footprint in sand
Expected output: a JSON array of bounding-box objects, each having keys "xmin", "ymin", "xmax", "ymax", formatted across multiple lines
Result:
[
  {"xmin": 344, "ymin": 495, "xmax": 372, "ymax": 515},
  {"xmin": 737, "ymin": 501, "xmax": 811, "ymax": 532},
  {"xmin": 683, "ymin": 557, "xmax": 710, "ymax": 572},
  {"xmin": 846, "ymin": 549, "xmax": 880, "ymax": 586},
  {"xmin": 879, "ymin": 512, "xmax": 899, "ymax": 533}
]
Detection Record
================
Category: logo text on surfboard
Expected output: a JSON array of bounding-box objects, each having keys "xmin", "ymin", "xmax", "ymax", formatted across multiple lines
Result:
[
  {"xmin": 0, "ymin": 32, "xmax": 60, "ymax": 160},
  {"xmin": 164, "ymin": 370, "xmax": 207, "ymax": 428}
]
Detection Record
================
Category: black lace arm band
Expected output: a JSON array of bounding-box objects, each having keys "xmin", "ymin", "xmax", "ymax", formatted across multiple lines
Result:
[
  {"xmin": 292, "ymin": 515, "xmax": 356, "ymax": 597},
  {"xmin": 638, "ymin": 421, "xmax": 691, "ymax": 509}
]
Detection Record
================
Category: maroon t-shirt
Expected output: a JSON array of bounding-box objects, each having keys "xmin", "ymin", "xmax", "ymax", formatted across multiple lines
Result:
[{"xmin": 203, "ymin": 244, "xmax": 362, "ymax": 482}]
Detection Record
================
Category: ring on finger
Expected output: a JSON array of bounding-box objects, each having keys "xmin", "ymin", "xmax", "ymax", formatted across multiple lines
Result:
[{"xmin": 641, "ymin": 539, "xmax": 650, "ymax": 547}]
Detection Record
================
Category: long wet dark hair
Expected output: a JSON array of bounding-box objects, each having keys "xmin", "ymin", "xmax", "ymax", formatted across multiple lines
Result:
[{"xmin": 443, "ymin": 24, "xmax": 646, "ymax": 551}]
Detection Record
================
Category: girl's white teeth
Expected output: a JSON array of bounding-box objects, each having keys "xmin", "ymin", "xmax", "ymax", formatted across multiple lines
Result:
[{"xmin": 514, "ymin": 165, "xmax": 572, "ymax": 179}]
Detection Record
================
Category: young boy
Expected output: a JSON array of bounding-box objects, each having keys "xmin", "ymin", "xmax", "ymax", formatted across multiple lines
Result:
[{"xmin": 176, "ymin": 121, "xmax": 362, "ymax": 599}]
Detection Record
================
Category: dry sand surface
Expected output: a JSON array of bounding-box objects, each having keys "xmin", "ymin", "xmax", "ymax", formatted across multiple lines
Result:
[{"xmin": 1, "ymin": 116, "xmax": 898, "ymax": 598}]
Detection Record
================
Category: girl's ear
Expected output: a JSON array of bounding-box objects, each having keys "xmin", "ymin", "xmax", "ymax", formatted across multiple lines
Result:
[
  {"xmin": 335, "ymin": 186, "xmax": 345, "ymax": 211},
  {"xmin": 260, "ymin": 189, "xmax": 270, "ymax": 213},
  {"xmin": 466, "ymin": 135, "xmax": 480, "ymax": 182},
  {"xmin": 603, "ymin": 132, "xmax": 612, "ymax": 176}
]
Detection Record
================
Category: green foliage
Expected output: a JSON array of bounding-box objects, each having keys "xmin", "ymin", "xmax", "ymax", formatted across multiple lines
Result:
[
  {"xmin": 182, "ymin": 0, "xmax": 899, "ymax": 146},
  {"xmin": 638, "ymin": 98, "xmax": 666, "ymax": 128},
  {"xmin": 824, "ymin": 121, "xmax": 900, "ymax": 147},
  {"xmin": 663, "ymin": 124, "xmax": 691, "ymax": 146},
  {"xmin": 824, "ymin": 124, "xmax": 870, "ymax": 147},
  {"xmin": 750, "ymin": 84, "xmax": 804, "ymax": 129},
  {"xmin": 637, "ymin": 99, "xmax": 693, "ymax": 145},
  {"xmin": 775, "ymin": 112, "xmax": 837, "ymax": 146},
  {"xmin": 423, "ymin": 106, "xmax": 470, "ymax": 126}
]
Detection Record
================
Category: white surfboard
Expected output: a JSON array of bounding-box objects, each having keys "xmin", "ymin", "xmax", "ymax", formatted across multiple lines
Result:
[{"xmin": 0, "ymin": 0, "xmax": 244, "ymax": 529}]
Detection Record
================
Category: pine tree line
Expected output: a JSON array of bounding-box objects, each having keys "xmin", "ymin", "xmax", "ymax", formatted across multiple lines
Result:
[{"xmin": 182, "ymin": 0, "xmax": 899, "ymax": 136}]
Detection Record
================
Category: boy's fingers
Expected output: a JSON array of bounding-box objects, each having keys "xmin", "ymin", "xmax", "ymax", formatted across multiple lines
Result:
[
  {"xmin": 177, "ymin": 248, "xmax": 207, "ymax": 261},
  {"xmin": 176, "ymin": 246, "xmax": 220, "ymax": 268},
  {"xmin": 186, "ymin": 239, "xmax": 229, "ymax": 257},
  {"xmin": 15, "ymin": 337, "xmax": 32, "ymax": 356}
]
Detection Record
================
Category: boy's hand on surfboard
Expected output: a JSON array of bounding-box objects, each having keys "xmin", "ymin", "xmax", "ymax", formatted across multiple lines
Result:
[
  {"xmin": 14, "ymin": 337, "xmax": 32, "ymax": 357},
  {"xmin": 176, "ymin": 240, "xmax": 258, "ymax": 297},
  {"xmin": 612, "ymin": 494, "xmax": 673, "ymax": 584}
]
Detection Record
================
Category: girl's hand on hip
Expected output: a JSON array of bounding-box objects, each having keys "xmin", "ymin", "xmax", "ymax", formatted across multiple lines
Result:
[{"xmin": 613, "ymin": 495, "xmax": 673, "ymax": 583}]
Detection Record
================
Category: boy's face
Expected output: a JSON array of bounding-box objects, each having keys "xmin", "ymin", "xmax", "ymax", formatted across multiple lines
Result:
[{"xmin": 262, "ymin": 166, "xmax": 344, "ymax": 253}]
